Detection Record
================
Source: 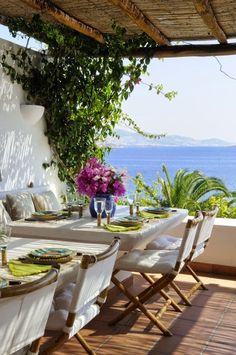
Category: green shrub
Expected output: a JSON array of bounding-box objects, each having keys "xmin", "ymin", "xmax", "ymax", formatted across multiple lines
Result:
[{"xmin": 200, "ymin": 195, "xmax": 236, "ymax": 218}]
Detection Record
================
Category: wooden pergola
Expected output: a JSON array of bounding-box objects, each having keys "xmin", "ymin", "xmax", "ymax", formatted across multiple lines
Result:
[{"xmin": 0, "ymin": 0, "xmax": 236, "ymax": 57}]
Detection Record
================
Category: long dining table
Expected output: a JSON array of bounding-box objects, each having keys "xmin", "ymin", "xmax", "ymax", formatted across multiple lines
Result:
[
  {"xmin": 1, "ymin": 237, "xmax": 109, "ymax": 289},
  {"xmin": 1, "ymin": 207, "xmax": 188, "ymax": 293},
  {"xmin": 9, "ymin": 206, "xmax": 188, "ymax": 251}
]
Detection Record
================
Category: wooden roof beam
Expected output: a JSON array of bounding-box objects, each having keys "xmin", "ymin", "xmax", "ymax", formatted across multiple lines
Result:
[
  {"xmin": 125, "ymin": 43, "xmax": 236, "ymax": 58},
  {"xmin": 108, "ymin": 0, "xmax": 170, "ymax": 45},
  {"xmin": 193, "ymin": 0, "xmax": 227, "ymax": 44},
  {"xmin": 20, "ymin": 0, "xmax": 105, "ymax": 43}
]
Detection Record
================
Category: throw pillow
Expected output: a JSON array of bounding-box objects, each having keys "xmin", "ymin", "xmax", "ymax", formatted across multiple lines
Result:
[
  {"xmin": 6, "ymin": 192, "xmax": 35, "ymax": 220},
  {"xmin": 0, "ymin": 200, "xmax": 12, "ymax": 223},
  {"xmin": 32, "ymin": 191, "xmax": 61, "ymax": 211}
]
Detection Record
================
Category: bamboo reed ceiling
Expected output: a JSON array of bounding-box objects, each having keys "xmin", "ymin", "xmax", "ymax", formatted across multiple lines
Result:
[{"xmin": 1, "ymin": 0, "xmax": 236, "ymax": 57}]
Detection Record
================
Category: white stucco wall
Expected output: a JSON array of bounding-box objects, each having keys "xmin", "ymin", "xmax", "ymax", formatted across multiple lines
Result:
[
  {"xmin": 0, "ymin": 38, "xmax": 63, "ymax": 197},
  {"xmin": 168, "ymin": 218, "xmax": 236, "ymax": 267}
]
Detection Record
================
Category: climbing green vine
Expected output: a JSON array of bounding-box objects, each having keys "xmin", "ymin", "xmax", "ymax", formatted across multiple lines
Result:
[{"xmin": 1, "ymin": 15, "xmax": 176, "ymax": 186}]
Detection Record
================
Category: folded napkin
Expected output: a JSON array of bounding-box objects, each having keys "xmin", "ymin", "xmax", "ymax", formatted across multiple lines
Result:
[
  {"xmin": 103, "ymin": 224, "xmax": 143, "ymax": 232},
  {"xmin": 8, "ymin": 260, "xmax": 51, "ymax": 277},
  {"xmin": 139, "ymin": 211, "xmax": 169, "ymax": 219}
]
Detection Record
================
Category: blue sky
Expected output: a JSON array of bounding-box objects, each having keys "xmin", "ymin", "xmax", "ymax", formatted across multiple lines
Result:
[
  {"xmin": 1, "ymin": 24, "xmax": 236, "ymax": 143},
  {"xmin": 123, "ymin": 56, "xmax": 236, "ymax": 143}
]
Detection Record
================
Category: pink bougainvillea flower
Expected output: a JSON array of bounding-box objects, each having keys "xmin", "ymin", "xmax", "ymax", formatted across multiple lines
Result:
[{"xmin": 75, "ymin": 157, "xmax": 127, "ymax": 198}]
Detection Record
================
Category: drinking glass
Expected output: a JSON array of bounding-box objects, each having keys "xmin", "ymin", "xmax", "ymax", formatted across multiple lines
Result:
[
  {"xmin": 94, "ymin": 197, "xmax": 105, "ymax": 226},
  {"xmin": 76, "ymin": 194, "xmax": 85, "ymax": 218},
  {"xmin": 66, "ymin": 189, "xmax": 76, "ymax": 204},
  {"xmin": 66, "ymin": 188, "xmax": 76, "ymax": 217},
  {"xmin": 0, "ymin": 225, "xmax": 11, "ymax": 266},
  {"xmin": 134, "ymin": 192, "xmax": 140, "ymax": 214},
  {"xmin": 126, "ymin": 193, "xmax": 135, "ymax": 215},
  {"xmin": 105, "ymin": 197, "xmax": 114, "ymax": 224},
  {"xmin": 66, "ymin": 190, "xmax": 74, "ymax": 217}
]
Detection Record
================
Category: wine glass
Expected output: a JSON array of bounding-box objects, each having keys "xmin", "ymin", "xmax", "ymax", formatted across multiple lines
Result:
[
  {"xmin": 76, "ymin": 194, "xmax": 85, "ymax": 218},
  {"xmin": 126, "ymin": 193, "xmax": 135, "ymax": 216},
  {"xmin": 66, "ymin": 188, "xmax": 76, "ymax": 204},
  {"xmin": 66, "ymin": 188, "xmax": 76, "ymax": 217},
  {"xmin": 134, "ymin": 192, "xmax": 140, "ymax": 214},
  {"xmin": 94, "ymin": 197, "xmax": 105, "ymax": 226},
  {"xmin": 0, "ymin": 224, "xmax": 11, "ymax": 266},
  {"xmin": 105, "ymin": 197, "xmax": 114, "ymax": 224}
]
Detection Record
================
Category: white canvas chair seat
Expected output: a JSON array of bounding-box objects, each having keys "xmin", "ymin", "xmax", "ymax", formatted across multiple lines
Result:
[
  {"xmin": 115, "ymin": 249, "xmax": 179, "ymax": 274},
  {"xmin": 43, "ymin": 238, "xmax": 120, "ymax": 355},
  {"xmin": 47, "ymin": 283, "xmax": 100, "ymax": 335},
  {"xmin": 146, "ymin": 235, "xmax": 182, "ymax": 250},
  {"xmin": 145, "ymin": 207, "xmax": 219, "ymax": 306},
  {"xmin": 48, "ymin": 304, "xmax": 100, "ymax": 336},
  {"xmin": 0, "ymin": 268, "xmax": 59, "ymax": 355},
  {"xmin": 110, "ymin": 212, "xmax": 203, "ymax": 336}
]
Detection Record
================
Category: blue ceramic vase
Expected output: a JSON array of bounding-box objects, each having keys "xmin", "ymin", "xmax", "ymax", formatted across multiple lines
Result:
[{"xmin": 89, "ymin": 194, "xmax": 116, "ymax": 218}]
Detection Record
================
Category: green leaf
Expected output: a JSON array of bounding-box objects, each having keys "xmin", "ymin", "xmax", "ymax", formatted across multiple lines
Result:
[{"xmin": 1, "ymin": 14, "xmax": 175, "ymax": 188}]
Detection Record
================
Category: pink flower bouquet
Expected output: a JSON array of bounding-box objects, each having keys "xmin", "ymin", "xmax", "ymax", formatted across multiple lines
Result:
[{"xmin": 75, "ymin": 158, "xmax": 126, "ymax": 198}]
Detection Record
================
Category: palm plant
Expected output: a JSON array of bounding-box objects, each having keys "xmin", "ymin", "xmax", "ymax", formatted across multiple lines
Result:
[
  {"xmin": 159, "ymin": 165, "xmax": 231, "ymax": 211},
  {"xmin": 134, "ymin": 165, "xmax": 232, "ymax": 212}
]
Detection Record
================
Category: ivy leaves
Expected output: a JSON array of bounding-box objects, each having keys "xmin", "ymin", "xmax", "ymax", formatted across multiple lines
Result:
[{"xmin": 1, "ymin": 15, "xmax": 176, "ymax": 187}]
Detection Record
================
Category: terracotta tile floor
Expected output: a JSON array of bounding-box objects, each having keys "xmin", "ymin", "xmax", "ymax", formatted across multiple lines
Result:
[{"xmin": 44, "ymin": 273, "xmax": 236, "ymax": 354}]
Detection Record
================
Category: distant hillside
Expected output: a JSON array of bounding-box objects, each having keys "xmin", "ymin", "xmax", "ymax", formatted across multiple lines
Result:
[{"xmin": 106, "ymin": 129, "xmax": 233, "ymax": 147}]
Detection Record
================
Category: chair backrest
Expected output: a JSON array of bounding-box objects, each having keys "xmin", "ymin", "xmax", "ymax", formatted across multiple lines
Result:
[
  {"xmin": 190, "ymin": 206, "xmax": 219, "ymax": 260},
  {"xmin": 0, "ymin": 268, "xmax": 58, "ymax": 355},
  {"xmin": 68, "ymin": 237, "xmax": 120, "ymax": 316},
  {"xmin": 174, "ymin": 211, "xmax": 203, "ymax": 272}
]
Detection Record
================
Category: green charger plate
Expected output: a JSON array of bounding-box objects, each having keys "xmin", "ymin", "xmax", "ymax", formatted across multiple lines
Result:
[
  {"xmin": 29, "ymin": 247, "xmax": 74, "ymax": 259},
  {"xmin": 143, "ymin": 207, "xmax": 170, "ymax": 214},
  {"xmin": 111, "ymin": 218, "xmax": 143, "ymax": 227}
]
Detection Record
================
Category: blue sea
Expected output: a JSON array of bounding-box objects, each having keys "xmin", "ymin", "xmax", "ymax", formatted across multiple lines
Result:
[{"xmin": 106, "ymin": 146, "xmax": 236, "ymax": 192}]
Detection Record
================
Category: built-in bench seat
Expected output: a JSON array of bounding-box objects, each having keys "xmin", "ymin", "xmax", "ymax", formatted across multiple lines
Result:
[{"xmin": 0, "ymin": 186, "xmax": 62, "ymax": 222}]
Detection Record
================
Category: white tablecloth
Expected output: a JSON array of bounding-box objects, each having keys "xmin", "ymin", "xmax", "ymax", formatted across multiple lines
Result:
[
  {"xmin": 1, "ymin": 238, "xmax": 109, "ymax": 289},
  {"xmin": 10, "ymin": 207, "xmax": 188, "ymax": 251}
]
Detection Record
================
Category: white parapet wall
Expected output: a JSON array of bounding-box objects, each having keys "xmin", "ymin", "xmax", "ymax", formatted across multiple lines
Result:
[{"xmin": 168, "ymin": 217, "xmax": 236, "ymax": 267}]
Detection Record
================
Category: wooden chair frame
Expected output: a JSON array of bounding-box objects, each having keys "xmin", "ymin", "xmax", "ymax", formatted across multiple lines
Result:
[
  {"xmin": 42, "ymin": 238, "xmax": 120, "ymax": 355},
  {"xmin": 110, "ymin": 213, "xmax": 203, "ymax": 336},
  {"xmin": 141, "ymin": 207, "xmax": 219, "ymax": 306},
  {"xmin": 0, "ymin": 268, "xmax": 58, "ymax": 299}
]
